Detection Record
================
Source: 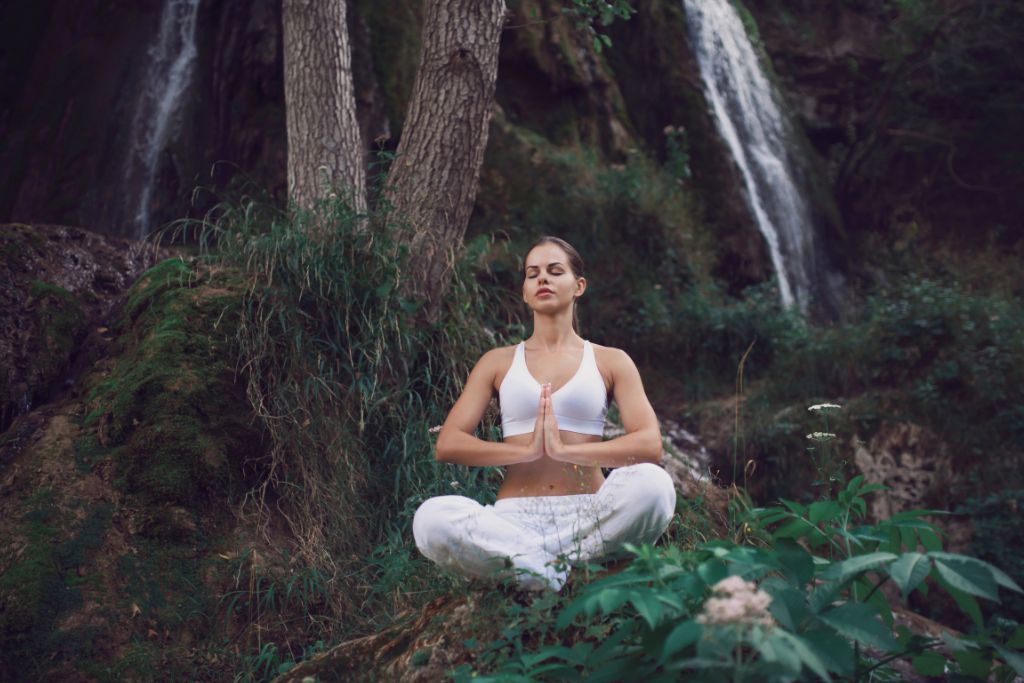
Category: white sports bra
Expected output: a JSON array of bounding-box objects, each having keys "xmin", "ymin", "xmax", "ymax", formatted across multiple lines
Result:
[{"xmin": 498, "ymin": 340, "xmax": 608, "ymax": 437}]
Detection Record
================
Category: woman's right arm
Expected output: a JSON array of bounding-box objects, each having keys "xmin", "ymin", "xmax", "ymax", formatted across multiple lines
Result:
[{"xmin": 435, "ymin": 349, "xmax": 543, "ymax": 466}]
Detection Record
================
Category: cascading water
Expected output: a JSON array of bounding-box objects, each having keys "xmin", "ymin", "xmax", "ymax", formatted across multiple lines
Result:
[
  {"xmin": 121, "ymin": 0, "xmax": 201, "ymax": 239},
  {"xmin": 682, "ymin": 0, "xmax": 829, "ymax": 313}
]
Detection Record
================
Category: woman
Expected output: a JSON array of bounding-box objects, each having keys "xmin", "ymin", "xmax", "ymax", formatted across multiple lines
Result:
[{"xmin": 413, "ymin": 236, "xmax": 676, "ymax": 591}]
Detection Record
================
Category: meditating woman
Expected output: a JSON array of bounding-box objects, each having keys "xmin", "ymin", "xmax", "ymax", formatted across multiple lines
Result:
[{"xmin": 413, "ymin": 236, "xmax": 676, "ymax": 591}]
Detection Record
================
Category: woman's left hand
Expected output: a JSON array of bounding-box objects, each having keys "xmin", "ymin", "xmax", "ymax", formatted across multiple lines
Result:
[{"xmin": 541, "ymin": 384, "xmax": 569, "ymax": 461}]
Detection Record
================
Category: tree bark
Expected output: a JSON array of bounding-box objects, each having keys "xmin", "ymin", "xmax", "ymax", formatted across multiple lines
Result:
[
  {"xmin": 387, "ymin": 0, "xmax": 507, "ymax": 312},
  {"xmin": 282, "ymin": 0, "xmax": 366, "ymax": 215}
]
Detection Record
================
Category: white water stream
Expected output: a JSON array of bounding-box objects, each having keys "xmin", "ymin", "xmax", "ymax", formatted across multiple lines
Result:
[
  {"xmin": 122, "ymin": 0, "xmax": 201, "ymax": 239},
  {"xmin": 682, "ymin": 0, "xmax": 823, "ymax": 312}
]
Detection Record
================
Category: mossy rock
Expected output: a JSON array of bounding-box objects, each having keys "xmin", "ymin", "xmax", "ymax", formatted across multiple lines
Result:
[
  {"xmin": 0, "ymin": 484, "xmax": 112, "ymax": 678},
  {"xmin": 83, "ymin": 258, "xmax": 261, "ymax": 513}
]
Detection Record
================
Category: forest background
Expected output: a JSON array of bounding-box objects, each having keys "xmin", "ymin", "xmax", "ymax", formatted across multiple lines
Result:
[{"xmin": 1, "ymin": 0, "xmax": 1023, "ymax": 680}]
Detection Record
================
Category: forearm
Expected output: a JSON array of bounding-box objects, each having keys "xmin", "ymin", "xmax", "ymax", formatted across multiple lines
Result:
[
  {"xmin": 558, "ymin": 428, "xmax": 663, "ymax": 468},
  {"xmin": 436, "ymin": 429, "xmax": 531, "ymax": 467}
]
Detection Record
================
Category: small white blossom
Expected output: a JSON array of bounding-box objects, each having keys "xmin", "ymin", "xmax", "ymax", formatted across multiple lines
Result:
[
  {"xmin": 806, "ymin": 432, "xmax": 837, "ymax": 442},
  {"xmin": 428, "ymin": 425, "xmax": 443, "ymax": 434},
  {"xmin": 450, "ymin": 480, "xmax": 460, "ymax": 489},
  {"xmin": 807, "ymin": 403, "xmax": 842, "ymax": 413},
  {"xmin": 697, "ymin": 576, "xmax": 774, "ymax": 627}
]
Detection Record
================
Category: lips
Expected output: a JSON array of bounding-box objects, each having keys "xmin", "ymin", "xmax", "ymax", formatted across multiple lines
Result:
[{"xmin": 536, "ymin": 288, "xmax": 554, "ymax": 296}]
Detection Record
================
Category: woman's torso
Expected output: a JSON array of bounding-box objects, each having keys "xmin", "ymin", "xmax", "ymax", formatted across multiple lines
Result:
[{"xmin": 492, "ymin": 339, "xmax": 611, "ymax": 500}]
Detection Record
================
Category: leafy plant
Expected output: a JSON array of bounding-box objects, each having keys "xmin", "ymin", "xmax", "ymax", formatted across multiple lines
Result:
[{"xmin": 456, "ymin": 472, "xmax": 1024, "ymax": 681}]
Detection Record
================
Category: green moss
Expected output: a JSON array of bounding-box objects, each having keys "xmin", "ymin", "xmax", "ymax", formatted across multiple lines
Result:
[
  {"xmin": 83, "ymin": 259, "xmax": 258, "ymax": 513},
  {"xmin": 0, "ymin": 492, "xmax": 112, "ymax": 676}
]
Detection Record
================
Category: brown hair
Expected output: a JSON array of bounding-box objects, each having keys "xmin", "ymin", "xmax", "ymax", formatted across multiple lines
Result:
[{"xmin": 525, "ymin": 235, "xmax": 585, "ymax": 332}]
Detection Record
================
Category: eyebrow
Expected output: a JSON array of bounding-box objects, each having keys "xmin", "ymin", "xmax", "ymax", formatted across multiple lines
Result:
[{"xmin": 525, "ymin": 261, "xmax": 565, "ymax": 271}]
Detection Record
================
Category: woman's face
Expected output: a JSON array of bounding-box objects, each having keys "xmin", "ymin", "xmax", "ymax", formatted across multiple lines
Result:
[{"xmin": 522, "ymin": 243, "xmax": 585, "ymax": 312}]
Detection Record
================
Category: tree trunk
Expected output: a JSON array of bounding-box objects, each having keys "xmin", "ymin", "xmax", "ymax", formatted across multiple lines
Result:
[
  {"xmin": 282, "ymin": 0, "xmax": 366, "ymax": 215},
  {"xmin": 387, "ymin": 0, "xmax": 507, "ymax": 312}
]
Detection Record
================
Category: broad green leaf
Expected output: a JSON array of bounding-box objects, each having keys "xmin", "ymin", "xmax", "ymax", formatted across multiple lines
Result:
[
  {"xmin": 756, "ymin": 632, "xmax": 803, "ymax": 675},
  {"xmin": 853, "ymin": 576, "xmax": 894, "ymax": 626},
  {"xmin": 809, "ymin": 501, "xmax": 841, "ymax": 525},
  {"xmin": 762, "ymin": 580, "xmax": 807, "ymax": 631},
  {"xmin": 630, "ymin": 591, "xmax": 664, "ymax": 629},
  {"xmin": 819, "ymin": 552, "xmax": 898, "ymax": 583},
  {"xmin": 912, "ymin": 651, "xmax": 946, "ymax": 676},
  {"xmin": 918, "ymin": 527, "xmax": 943, "ymax": 552},
  {"xmin": 1009, "ymin": 625, "xmax": 1024, "ymax": 649},
  {"xmin": 941, "ymin": 629, "xmax": 980, "ymax": 653},
  {"xmin": 846, "ymin": 475, "xmax": 866, "ymax": 494},
  {"xmin": 774, "ymin": 538, "xmax": 815, "ymax": 585},
  {"xmin": 934, "ymin": 558, "xmax": 999, "ymax": 602},
  {"xmin": 697, "ymin": 559, "xmax": 728, "ymax": 586},
  {"xmin": 818, "ymin": 602, "xmax": 900, "ymax": 652},
  {"xmin": 858, "ymin": 483, "xmax": 887, "ymax": 496},
  {"xmin": 756, "ymin": 510, "xmax": 791, "ymax": 526},
  {"xmin": 775, "ymin": 631, "xmax": 833, "ymax": 681},
  {"xmin": 809, "ymin": 580, "xmax": 842, "ymax": 614},
  {"xmin": 888, "ymin": 552, "xmax": 932, "ymax": 600},
  {"xmin": 803, "ymin": 630, "xmax": 855, "ymax": 677},
  {"xmin": 934, "ymin": 573, "xmax": 984, "ymax": 627},
  {"xmin": 599, "ymin": 588, "xmax": 628, "ymax": 615},
  {"xmin": 781, "ymin": 499, "xmax": 806, "ymax": 515},
  {"xmin": 659, "ymin": 620, "xmax": 700, "ymax": 664},
  {"xmin": 955, "ymin": 649, "xmax": 992, "ymax": 678},
  {"xmin": 994, "ymin": 645, "xmax": 1024, "ymax": 677},
  {"xmin": 929, "ymin": 552, "xmax": 1024, "ymax": 594}
]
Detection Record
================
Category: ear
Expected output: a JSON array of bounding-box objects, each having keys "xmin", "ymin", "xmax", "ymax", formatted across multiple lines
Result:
[{"xmin": 574, "ymin": 277, "xmax": 587, "ymax": 298}]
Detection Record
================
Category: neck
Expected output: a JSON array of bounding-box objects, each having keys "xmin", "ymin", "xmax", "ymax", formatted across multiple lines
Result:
[{"xmin": 529, "ymin": 310, "xmax": 580, "ymax": 350}]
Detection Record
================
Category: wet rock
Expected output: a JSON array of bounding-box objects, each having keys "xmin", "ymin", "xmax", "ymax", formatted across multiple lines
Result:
[{"xmin": 0, "ymin": 224, "xmax": 162, "ymax": 432}]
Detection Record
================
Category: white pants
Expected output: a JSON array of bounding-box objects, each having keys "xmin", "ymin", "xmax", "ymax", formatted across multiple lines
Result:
[{"xmin": 413, "ymin": 463, "xmax": 676, "ymax": 591}]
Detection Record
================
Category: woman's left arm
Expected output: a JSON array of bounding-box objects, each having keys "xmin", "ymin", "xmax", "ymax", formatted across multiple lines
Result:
[{"xmin": 546, "ymin": 348, "xmax": 663, "ymax": 467}]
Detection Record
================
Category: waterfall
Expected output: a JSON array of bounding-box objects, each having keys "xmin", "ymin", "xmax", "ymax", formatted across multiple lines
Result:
[
  {"xmin": 682, "ymin": 0, "xmax": 828, "ymax": 313},
  {"xmin": 121, "ymin": 0, "xmax": 201, "ymax": 239}
]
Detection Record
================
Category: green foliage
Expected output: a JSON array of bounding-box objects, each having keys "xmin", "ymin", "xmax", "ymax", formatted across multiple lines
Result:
[
  {"xmin": 0, "ymin": 490, "xmax": 112, "ymax": 676},
  {"xmin": 561, "ymin": 0, "xmax": 636, "ymax": 52},
  {"xmin": 195, "ymin": 194, "xmax": 517, "ymax": 648},
  {"xmin": 961, "ymin": 490, "xmax": 1024, "ymax": 622},
  {"xmin": 457, "ymin": 476, "xmax": 1024, "ymax": 682},
  {"xmin": 765, "ymin": 275, "xmax": 1024, "ymax": 492}
]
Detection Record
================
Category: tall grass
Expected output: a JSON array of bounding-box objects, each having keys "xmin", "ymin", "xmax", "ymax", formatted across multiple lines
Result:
[{"xmin": 192, "ymin": 195, "xmax": 519, "ymax": 636}]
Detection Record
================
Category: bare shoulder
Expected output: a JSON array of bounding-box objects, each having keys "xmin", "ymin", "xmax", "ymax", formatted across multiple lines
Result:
[
  {"xmin": 590, "ymin": 343, "xmax": 638, "ymax": 391},
  {"xmin": 591, "ymin": 343, "xmax": 637, "ymax": 373},
  {"xmin": 479, "ymin": 344, "xmax": 518, "ymax": 390}
]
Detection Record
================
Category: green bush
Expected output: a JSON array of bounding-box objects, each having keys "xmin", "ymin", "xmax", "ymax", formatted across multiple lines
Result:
[{"xmin": 455, "ymin": 477, "xmax": 1024, "ymax": 682}]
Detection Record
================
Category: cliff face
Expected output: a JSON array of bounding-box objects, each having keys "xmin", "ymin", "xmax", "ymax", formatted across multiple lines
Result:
[
  {"xmin": 0, "ymin": 0, "xmax": 287, "ymax": 237},
  {"xmin": 744, "ymin": 0, "xmax": 1024, "ymax": 250}
]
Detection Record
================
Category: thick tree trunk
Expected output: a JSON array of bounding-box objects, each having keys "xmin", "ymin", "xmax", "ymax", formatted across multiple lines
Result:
[
  {"xmin": 387, "ymin": 0, "xmax": 507, "ymax": 312},
  {"xmin": 282, "ymin": 0, "xmax": 366, "ymax": 215}
]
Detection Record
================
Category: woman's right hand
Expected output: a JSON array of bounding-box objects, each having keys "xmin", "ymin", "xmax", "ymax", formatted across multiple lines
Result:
[{"xmin": 520, "ymin": 384, "xmax": 549, "ymax": 463}]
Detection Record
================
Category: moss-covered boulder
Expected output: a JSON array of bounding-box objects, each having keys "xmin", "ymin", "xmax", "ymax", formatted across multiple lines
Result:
[{"xmin": 0, "ymin": 256, "xmax": 270, "ymax": 681}]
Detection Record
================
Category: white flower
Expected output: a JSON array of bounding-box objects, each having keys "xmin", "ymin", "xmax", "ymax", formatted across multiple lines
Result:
[
  {"xmin": 450, "ymin": 480, "xmax": 460, "ymax": 489},
  {"xmin": 428, "ymin": 425, "xmax": 443, "ymax": 434},
  {"xmin": 806, "ymin": 432, "xmax": 837, "ymax": 442},
  {"xmin": 807, "ymin": 403, "xmax": 842, "ymax": 413},
  {"xmin": 697, "ymin": 576, "xmax": 774, "ymax": 627}
]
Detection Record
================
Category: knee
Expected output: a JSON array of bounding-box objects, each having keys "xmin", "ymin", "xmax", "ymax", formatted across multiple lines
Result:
[
  {"xmin": 413, "ymin": 495, "xmax": 472, "ymax": 552},
  {"xmin": 615, "ymin": 463, "xmax": 676, "ymax": 523}
]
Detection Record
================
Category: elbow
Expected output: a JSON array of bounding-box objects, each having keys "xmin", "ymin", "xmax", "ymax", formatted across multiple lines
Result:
[
  {"xmin": 644, "ymin": 430, "xmax": 664, "ymax": 464},
  {"xmin": 434, "ymin": 429, "xmax": 454, "ymax": 463}
]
